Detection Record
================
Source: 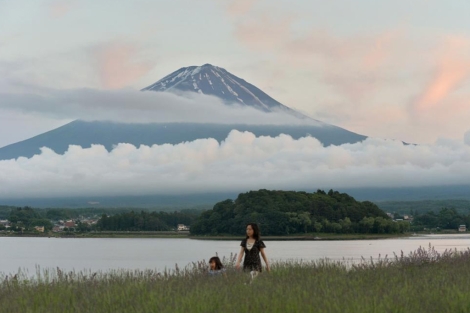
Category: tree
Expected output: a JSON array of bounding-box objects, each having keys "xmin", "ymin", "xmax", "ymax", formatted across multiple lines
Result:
[
  {"xmin": 77, "ymin": 222, "xmax": 91, "ymax": 232},
  {"xmin": 359, "ymin": 217, "xmax": 375, "ymax": 233},
  {"xmin": 339, "ymin": 217, "xmax": 352, "ymax": 233},
  {"xmin": 29, "ymin": 218, "xmax": 53, "ymax": 231},
  {"xmin": 313, "ymin": 222, "xmax": 323, "ymax": 233},
  {"xmin": 298, "ymin": 212, "xmax": 312, "ymax": 233}
]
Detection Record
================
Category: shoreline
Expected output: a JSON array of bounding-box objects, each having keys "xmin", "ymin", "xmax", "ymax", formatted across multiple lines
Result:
[
  {"xmin": 189, "ymin": 233, "xmax": 411, "ymax": 241},
  {"xmin": 0, "ymin": 232, "xmax": 411, "ymax": 240},
  {"xmin": 0, "ymin": 231, "xmax": 462, "ymax": 240}
]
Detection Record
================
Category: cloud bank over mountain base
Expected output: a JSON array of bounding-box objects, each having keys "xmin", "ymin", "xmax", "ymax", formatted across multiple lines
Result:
[
  {"xmin": 1, "ymin": 130, "xmax": 470, "ymax": 199},
  {"xmin": 0, "ymin": 88, "xmax": 321, "ymax": 126}
]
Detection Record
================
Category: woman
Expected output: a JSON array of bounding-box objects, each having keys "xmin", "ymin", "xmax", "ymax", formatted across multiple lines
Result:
[{"xmin": 235, "ymin": 223, "xmax": 270, "ymax": 273}]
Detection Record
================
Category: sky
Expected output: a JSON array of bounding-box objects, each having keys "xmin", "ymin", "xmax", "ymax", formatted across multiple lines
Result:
[{"xmin": 1, "ymin": 0, "xmax": 470, "ymax": 198}]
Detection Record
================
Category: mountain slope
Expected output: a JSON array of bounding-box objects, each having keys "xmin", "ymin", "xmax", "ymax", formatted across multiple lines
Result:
[{"xmin": 0, "ymin": 120, "xmax": 366, "ymax": 160}]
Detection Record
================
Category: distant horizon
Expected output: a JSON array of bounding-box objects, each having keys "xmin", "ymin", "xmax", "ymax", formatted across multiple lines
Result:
[{"xmin": 2, "ymin": 185, "xmax": 470, "ymax": 208}]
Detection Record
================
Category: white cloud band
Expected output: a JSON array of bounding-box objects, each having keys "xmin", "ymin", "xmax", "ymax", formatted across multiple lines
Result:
[{"xmin": 1, "ymin": 130, "xmax": 470, "ymax": 198}]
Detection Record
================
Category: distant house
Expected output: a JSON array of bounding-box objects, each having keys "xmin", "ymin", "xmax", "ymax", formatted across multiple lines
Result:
[
  {"xmin": 34, "ymin": 226, "xmax": 45, "ymax": 233},
  {"xmin": 459, "ymin": 225, "xmax": 466, "ymax": 232},
  {"xmin": 177, "ymin": 224, "xmax": 190, "ymax": 231},
  {"xmin": 52, "ymin": 226, "xmax": 65, "ymax": 232},
  {"xmin": 64, "ymin": 221, "xmax": 76, "ymax": 228},
  {"xmin": 81, "ymin": 219, "xmax": 98, "ymax": 225}
]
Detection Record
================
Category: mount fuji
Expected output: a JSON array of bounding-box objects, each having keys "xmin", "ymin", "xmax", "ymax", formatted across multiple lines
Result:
[
  {"xmin": 142, "ymin": 64, "xmax": 307, "ymax": 119},
  {"xmin": 0, "ymin": 64, "xmax": 366, "ymax": 161}
]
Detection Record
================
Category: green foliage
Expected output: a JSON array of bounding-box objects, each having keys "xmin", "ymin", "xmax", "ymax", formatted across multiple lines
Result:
[
  {"xmin": 413, "ymin": 207, "xmax": 470, "ymax": 230},
  {"xmin": 0, "ymin": 206, "xmax": 14, "ymax": 219},
  {"xmin": 1, "ymin": 205, "xmax": 207, "ymax": 221},
  {"xmin": 9, "ymin": 207, "xmax": 41, "ymax": 224},
  {"xmin": 6, "ymin": 207, "xmax": 53, "ymax": 231},
  {"xmin": 45, "ymin": 208, "xmax": 73, "ymax": 220},
  {"xmin": 191, "ymin": 189, "xmax": 395, "ymax": 236},
  {"xmin": 376, "ymin": 199, "xmax": 470, "ymax": 215},
  {"xmin": 29, "ymin": 219, "xmax": 53, "ymax": 231},
  {"xmin": 96, "ymin": 210, "xmax": 199, "ymax": 231}
]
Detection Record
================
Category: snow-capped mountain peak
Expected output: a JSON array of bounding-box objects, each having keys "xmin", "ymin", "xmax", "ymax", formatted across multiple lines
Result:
[{"xmin": 142, "ymin": 64, "xmax": 306, "ymax": 117}]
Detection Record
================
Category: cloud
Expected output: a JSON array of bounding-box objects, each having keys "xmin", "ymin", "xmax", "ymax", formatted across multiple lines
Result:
[
  {"xmin": 93, "ymin": 41, "xmax": 156, "ymax": 89},
  {"xmin": 216, "ymin": 2, "xmax": 470, "ymax": 144},
  {"xmin": 49, "ymin": 0, "xmax": 75, "ymax": 18},
  {"xmin": 234, "ymin": 16, "xmax": 293, "ymax": 51},
  {"xmin": 412, "ymin": 36, "xmax": 470, "ymax": 114},
  {"xmin": 234, "ymin": 17, "xmax": 407, "ymax": 104},
  {"xmin": 224, "ymin": 11, "xmax": 418, "ymax": 135},
  {"xmin": 226, "ymin": 0, "xmax": 259, "ymax": 17},
  {"xmin": 465, "ymin": 130, "xmax": 470, "ymax": 146},
  {"xmin": 1, "ymin": 130, "xmax": 470, "ymax": 198},
  {"xmin": 0, "ymin": 88, "xmax": 318, "ymax": 125}
]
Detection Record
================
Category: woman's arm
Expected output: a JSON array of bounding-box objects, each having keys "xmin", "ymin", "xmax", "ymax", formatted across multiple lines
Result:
[
  {"xmin": 235, "ymin": 247, "xmax": 245, "ymax": 270},
  {"xmin": 260, "ymin": 248, "xmax": 270, "ymax": 272}
]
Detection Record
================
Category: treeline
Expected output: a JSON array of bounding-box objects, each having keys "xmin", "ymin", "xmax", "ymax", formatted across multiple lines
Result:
[
  {"xmin": 5, "ymin": 207, "xmax": 54, "ymax": 231},
  {"xmin": 96, "ymin": 210, "xmax": 200, "ymax": 231},
  {"xmin": 2, "ymin": 206, "xmax": 131, "ymax": 232},
  {"xmin": 0, "ymin": 206, "xmax": 15, "ymax": 220},
  {"xmin": 375, "ymin": 199, "xmax": 470, "ymax": 216},
  {"xmin": 0, "ymin": 206, "xmax": 207, "ymax": 221},
  {"xmin": 191, "ymin": 189, "xmax": 410, "ymax": 236},
  {"xmin": 1, "ymin": 206, "xmax": 202, "ymax": 233},
  {"xmin": 412, "ymin": 208, "xmax": 470, "ymax": 230}
]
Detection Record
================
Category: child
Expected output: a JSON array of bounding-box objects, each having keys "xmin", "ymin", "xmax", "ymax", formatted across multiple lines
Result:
[
  {"xmin": 235, "ymin": 223, "xmax": 270, "ymax": 274},
  {"xmin": 208, "ymin": 256, "xmax": 226, "ymax": 276}
]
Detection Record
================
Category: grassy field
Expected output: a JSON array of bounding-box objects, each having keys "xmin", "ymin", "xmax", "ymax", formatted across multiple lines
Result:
[{"xmin": 2, "ymin": 246, "xmax": 470, "ymax": 313}]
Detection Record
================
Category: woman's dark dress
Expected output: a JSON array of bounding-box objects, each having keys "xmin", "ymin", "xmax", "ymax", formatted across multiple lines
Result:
[{"xmin": 240, "ymin": 239, "xmax": 266, "ymax": 272}]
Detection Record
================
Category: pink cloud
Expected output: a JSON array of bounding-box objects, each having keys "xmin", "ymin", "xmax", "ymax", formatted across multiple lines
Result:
[
  {"xmin": 229, "ymin": 13, "xmax": 412, "ymax": 133},
  {"xmin": 232, "ymin": 15, "xmax": 401, "ymax": 80},
  {"xmin": 49, "ymin": 1, "xmax": 74, "ymax": 19},
  {"xmin": 411, "ymin": 94, "xmax": 470, "ymax": 142},
  {"xmin": 413, "ymin": 36, "xmax": 470, "ymax": 113},
  {"xmin": 234, "ymin": 15, "xmax": 292, "ymax": 51},
  {"xmin": 219, "ymin": 2, "xmax": 470, "ymax": 143},
  {"xmin": 94, "ymin": 42, "xmax": 155, "ymax": 90},
  {"xmin": 227, "ymin": 0, "xmax": 259, "ymax": 17},
  {"xmin": 282, "ymin": 29, "xmax": 406, "ymax": 104},
  {"xmin": 362, "ymin": 30, "xmax": 403, "ymax": 71}
]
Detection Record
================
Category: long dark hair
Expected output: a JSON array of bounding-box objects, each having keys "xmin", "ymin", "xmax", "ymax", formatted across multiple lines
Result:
[
  {"xmin": 246, "ymin": 223, "xmax": 260, "ymax": 241},
  {"xmin": 209, "ymin": 256, "xmax": 223, "ymax": 270}
]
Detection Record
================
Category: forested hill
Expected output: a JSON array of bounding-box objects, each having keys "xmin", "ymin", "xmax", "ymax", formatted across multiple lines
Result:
[{"xmin": 190, "ymin": 189, "xmax": 402, "ymax": 236}]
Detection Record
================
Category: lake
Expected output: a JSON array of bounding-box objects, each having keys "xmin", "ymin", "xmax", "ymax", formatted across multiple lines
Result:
[{"xmin": 2, "ymin": 234, "xmax": 470, "ymax": 276}]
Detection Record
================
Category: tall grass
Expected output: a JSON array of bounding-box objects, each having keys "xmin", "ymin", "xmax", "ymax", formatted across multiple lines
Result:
[{"xmin": 2, "ymin": 246, "xmax": 470, "ymax": 313}]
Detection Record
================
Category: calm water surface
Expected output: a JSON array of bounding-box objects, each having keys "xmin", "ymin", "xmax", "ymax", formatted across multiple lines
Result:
[{"xmin": 2, "ymin": 234, "xmax": 470, "ymax": 276}]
